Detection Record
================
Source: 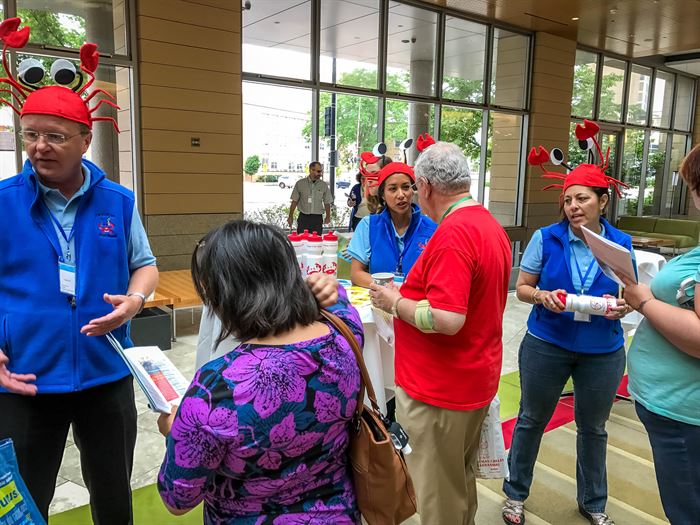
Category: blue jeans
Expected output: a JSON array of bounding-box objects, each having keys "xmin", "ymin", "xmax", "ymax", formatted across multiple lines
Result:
[
  {"xmin": 503, "ymin": 333, "xmax": 625, "ymax": 513},
  {"xmin": 635, "ymin": 402, "xmax": 700, "ymax": 524}
]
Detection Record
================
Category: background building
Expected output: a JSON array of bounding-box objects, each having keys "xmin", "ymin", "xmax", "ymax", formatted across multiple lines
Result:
[{"xmin": 0, "ymin": 0, "xmax": 698, "ymax": 270}]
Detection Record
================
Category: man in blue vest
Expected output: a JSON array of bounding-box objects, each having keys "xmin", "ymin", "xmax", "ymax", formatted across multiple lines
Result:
[{"xmin": 0, "ymin": 39, "xmax": 158, "ymax": 523}]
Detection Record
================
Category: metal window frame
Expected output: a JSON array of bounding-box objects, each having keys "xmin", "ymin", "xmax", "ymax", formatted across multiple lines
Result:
[
  {"xmin": 573, "ymin": 46, "xmax": 697, "ymax": 218},
  {"xmin": 241, "ymin": 0, "xmax": 533, "ymax": 228}
]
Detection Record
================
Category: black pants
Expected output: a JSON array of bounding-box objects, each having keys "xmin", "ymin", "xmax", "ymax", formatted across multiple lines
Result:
[
  {"xmin": 296, "ymin": 212, "xmax": 323, "ymax": 235},
  {"xmin": 0, "ymin": 376, "xmax": 137, "ymax": 524}
]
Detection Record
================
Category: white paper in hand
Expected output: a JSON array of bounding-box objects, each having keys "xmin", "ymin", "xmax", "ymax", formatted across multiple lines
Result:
[
  {"xmin": 106, "ymin": 333, "xmax": 189, "ymax": 413},
  {"xmin": 581, "ymin": 225, "xmax": 637, "ymax": 285}
]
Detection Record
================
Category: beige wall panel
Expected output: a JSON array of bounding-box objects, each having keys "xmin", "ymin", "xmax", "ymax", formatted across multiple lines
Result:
[
  {"xmin": 140, "ymin": 40, "xmax": 240, "ymax": 74},
  {"xmin": 183, "ymin": 0, "xmax": 238, "ymax": 11},
  {"xmin": 149, "ymin": 233, "xmax": 202, "ymax": 257},
  {"xmin": 530, "ymin": 113, "xmax": 574, "ymax": 130},
  {"xmin": 533, "ymin": 59, "xmax": 574, "ymax": 81},
  {"xmin": 532, "ymin": 86, "xmax": 574, "ymax": 105},
  {"xmin": 145, "ymin": 193, "xmax": 242, "ymax": 215},
  {"xmin": 530, "ymin": 99, "xmax": 572, "ymax": 117},
  {"xmin": 137, "ymin": 0, "xmax": 238, "ymax": 31},
  {"xmin": 138, "ymin": 16, "xmax": 238, "ymax": 53},
  {"xmin": 144, "ymin": 173, "xmax": 241, "ymax": 194},
  {"xmin": 531, "ymin": 72, "xmax": 575, "ymax": 92},
  {"xmin": 154, "ymin": 254, "xmax": 194, "ymax": 271},
  {"xmin": 140, "ymin": 63, "xmax": 240, "ymax": 95},
  {"xmin": 146, "ymin": 213, "xmax": 242, "ymax": 236},
  {"xmin": 141, "ymin": 86, "xmax": 241, "ymax": 115},
  {"xmin": 142, "ymin": 130, "xmax": 240, "ymax": 154},
  {"xmin": 141, "ymin": 108, "xmax": 241, "ymax": 134},
  {"xmin": 142, "ymin": 151, "xmax": 240, "ymax": 174}
]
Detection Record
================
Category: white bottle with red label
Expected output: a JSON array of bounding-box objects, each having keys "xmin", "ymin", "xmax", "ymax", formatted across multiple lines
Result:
[
  {"xmin": 288, "ymin": 232, "xmax": 304, "ymax": 274},
  {"xmin": 556, "ymin": 292, "xmax": 617, "ymax": 316},
  {"xmin": 304, "ymin": 231, "xmax": 324, "ymax": 276},
  {"xmin": 322, "ymin": 231, "xmax": 338, "ymax": 276}
]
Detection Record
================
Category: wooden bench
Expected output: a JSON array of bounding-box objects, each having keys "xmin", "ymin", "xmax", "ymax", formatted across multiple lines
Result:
[{"xmin": 144, "ymin": 270, "xmax": 202, "ymax": 341}]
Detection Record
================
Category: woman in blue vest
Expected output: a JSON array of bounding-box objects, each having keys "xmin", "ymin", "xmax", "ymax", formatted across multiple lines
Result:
[
  {"xmin": 347, "ymin": 161, "xmax": 436, "ymax": 287},
  {"xmin": 502, "ymin": 127, "xmax": 633, "ymax": 525}
]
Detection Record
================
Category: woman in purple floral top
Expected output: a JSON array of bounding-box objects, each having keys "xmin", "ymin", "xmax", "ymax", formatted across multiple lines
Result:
[{"xmin": 156, "ymin": 221, "xmax": 363, "ymax": 524}]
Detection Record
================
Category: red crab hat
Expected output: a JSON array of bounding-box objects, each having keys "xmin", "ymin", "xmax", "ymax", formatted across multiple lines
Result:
[
  {"xmin": 376, "ymin": 162, "xmax": 415, "ymax": 188},
  {"xmin": 527, "ymin": 119, "xmax": 628, "ymax": 198},
  {"xmin": 0, "ymin": 17, "xmax": 119, "ymax": 132}
]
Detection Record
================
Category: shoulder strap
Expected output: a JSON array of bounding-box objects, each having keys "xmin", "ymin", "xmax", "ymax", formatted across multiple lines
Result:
[{"xmin": 320, "ymin": 309, "xmax": 381, "ymax": 416}]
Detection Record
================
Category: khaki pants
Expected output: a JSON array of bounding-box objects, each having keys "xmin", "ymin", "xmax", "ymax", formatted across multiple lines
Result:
[{"xmin": 396, "ymin": 387, "xmax": 489, "ymax": 525}]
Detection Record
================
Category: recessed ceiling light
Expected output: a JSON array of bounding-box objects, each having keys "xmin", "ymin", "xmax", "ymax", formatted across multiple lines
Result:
[
  {"xmin": 644, "ymin": 38, "xmax": 653, "ymax": 42},
  {"xmin": 401, "ymin": 39, "xmax": 410, "ymax": 43},
  {"xmin": 571, "ymin": 17, "xmax": 579, "ymax": 21},
  {"xmin": 609, "ymin": 8, "xmax": 618, "ymax": 14},
  {"xmin": 629, "ymin": 33, "xmax": 635, "ymax": 37},
  {"xmin": 354, "ymin": 36, "xmax": 360, "ymax": 39},
  {"xmin": 274, "ymin": 21, "xmax": 280, "ymax": 24},
  {"xmin": 398, "ymin": 24, "xmax": 403, "ymax": 28}
]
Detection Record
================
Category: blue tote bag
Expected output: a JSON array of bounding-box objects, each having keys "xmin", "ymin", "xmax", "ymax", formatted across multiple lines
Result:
[{"xmin": 0, "ymin": 439, "xmax": 45, "ymax": 525}]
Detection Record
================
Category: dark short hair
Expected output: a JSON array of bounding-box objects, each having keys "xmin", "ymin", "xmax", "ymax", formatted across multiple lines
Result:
[
  {"xmin": 309, "ymin": 161, "xmax": 322, "ymax": 170},
  {"xmin": 191, "ymin": 220, "xmax": 319, "ymax": 343},
  {"xmin": 680, "ymin": 144, "xmax": 700, "ymax": 194}
]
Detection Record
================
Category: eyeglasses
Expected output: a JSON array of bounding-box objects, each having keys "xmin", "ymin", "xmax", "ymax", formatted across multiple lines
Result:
[{"xmin": 20, "ymin": 130, "xmax": 85, "ymax": 145}]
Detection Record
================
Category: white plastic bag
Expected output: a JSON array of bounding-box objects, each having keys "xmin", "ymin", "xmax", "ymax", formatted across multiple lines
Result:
[{"xmin": 476, "ymin": 395, "xmax": 510, "ymax": 479}]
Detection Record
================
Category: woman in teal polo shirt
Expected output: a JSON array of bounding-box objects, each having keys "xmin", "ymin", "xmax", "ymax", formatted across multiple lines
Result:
[{"xmin": 623, "ymin": 143, "xmax": 700, "ymax": 525}]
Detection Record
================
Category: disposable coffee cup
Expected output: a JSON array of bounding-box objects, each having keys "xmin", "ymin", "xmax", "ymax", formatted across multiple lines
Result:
[{"xmin": 371, "ymin": 272, "xmax": 394, "ymax": 286}]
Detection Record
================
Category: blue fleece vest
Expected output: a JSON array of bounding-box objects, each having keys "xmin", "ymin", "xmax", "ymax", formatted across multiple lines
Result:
[
  {"xmin": 369, "ymin": 204, "xmax": 437, "ymax": 276},
  {"xmin": 527, "ymin": 219, "xmax": 631, "ymax": 354},
  {"xmin": 0, "ymin": 159, "xmax": 134, "ymax": 393}
]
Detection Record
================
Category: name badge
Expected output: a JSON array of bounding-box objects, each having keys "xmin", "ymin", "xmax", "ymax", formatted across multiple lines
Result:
[
  {"xmin": 307, "ymin": 197, "xmax": 313, "ymax": 204},
  {"xmin": 59, "ymin": 261, "xmax": 76, "ymax": 296},
  {"xmin": 574, "ymin": 311, "xmax": 591, "ymax": 322}
]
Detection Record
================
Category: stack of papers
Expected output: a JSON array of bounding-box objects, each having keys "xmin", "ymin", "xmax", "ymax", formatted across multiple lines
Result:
[{"xmin": 581, "ymin": 226, "xmax": 638, "ymax": 285}]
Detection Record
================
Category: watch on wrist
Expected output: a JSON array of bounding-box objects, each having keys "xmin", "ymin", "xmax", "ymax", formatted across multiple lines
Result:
[
  {"xmin": 128, "ymin": 292, "xmax": 146, "ymax": 314},
  {"xmin": 637, "ymin": 297, "xmax": 653, "ymax": 314}
]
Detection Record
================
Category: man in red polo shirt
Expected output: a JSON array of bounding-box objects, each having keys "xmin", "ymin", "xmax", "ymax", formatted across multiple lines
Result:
[{"xmin": 370, "ymin": 141, "xmax": 511, "ymax": 525}]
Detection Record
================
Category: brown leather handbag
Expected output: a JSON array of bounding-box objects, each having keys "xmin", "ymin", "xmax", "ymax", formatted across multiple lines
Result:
[{"xmin": 321, "ymin": 310, "xmax": 417, "ymax": 525}]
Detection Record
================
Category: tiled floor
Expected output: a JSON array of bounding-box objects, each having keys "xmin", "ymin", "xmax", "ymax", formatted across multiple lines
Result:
[{"xmin": 50, "ymin": 295, "xmax": 531, "ymax": 517}]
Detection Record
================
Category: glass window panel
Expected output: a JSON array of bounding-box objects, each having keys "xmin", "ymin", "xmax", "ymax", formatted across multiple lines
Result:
[
  {"xmin": 667, "ymin": 134, "xmax": 690, "ymax": 216},
  {"xmin": 673, "ymin": 76, "xmax": 695, "ymax": 132},
  {"xmin": 384, "ymin": 99, "xmax": 434, "ymax": 165},
  {"xmin": 442, "ymin": 18, "xmax": 487, "ymax": 103},
  {"xmin": 571, "ymin": 50, "xmax": 597, "ymax": 118},
  {"xmin": 243, "ymin": 1, "xmax": 311, "ymax": 80},
  {"xmin": 643, "ymin": 131, "xmax": 668, "ymax": 215},
  {"xmin": 318, "ymin": 92, "xmax": 380, "ymax": 229},
  {"xmin": 626, "ymin": 64, "xmax": 651, "ymax": 125},
  {"xmin": 599, "ymin": 57, "xmax": 626, "ymax": 122},
  {"xmin": 0, "ymin": 106, "xmax": 16, "ymax": 180},
  {"xmin": 651, "ymin": 70, "xmax": 674, "ymax": 128},
  {"xmin": 320, "ymin": 0, "xmax": 379, "ymax": 89},
  {"xmin": 490, "ymin": 30, "xmax": 529, "ymax": 109},
  {"xmin": 242, "ymin": 82, "xmax": 312, "ymax": 224},
  {"xmin": 439, "ymin": 106, "xmax": 483, "ymax": 200},
  {"xmin": 618, "ymin": 128, "xmax": 645, "ymax": 216},
  {"xmin": 386, "ymin": 2, "xmax": 437, "ymax": 96},
  {"xmin": 18, "ymin": 1, "xmax": 127, "ymax": 56},
  {"xmin": 486, "ymin": 112, "xmax": 522, "ymax": 226}
]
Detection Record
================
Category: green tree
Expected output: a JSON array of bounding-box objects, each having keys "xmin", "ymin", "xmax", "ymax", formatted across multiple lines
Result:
[
  {"xmin": 244, "ymin": 154, "xmax": 261, "ymax": 175},
  {"xmin": 20, "ymin": 10, "xmax": 85, "ymax": 49},
  {"xmin": 571, "ymin": 64, "xmax": 623, "ymax": 121}
]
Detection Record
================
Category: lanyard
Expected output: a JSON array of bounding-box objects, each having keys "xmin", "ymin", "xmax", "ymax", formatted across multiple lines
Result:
[
  {"xmin": 43, "ymin": 201, "xmax": 76, "ymax": 262},
  {"xmin": 441, "ymin": 195, "xmax": 473, "ymax": 222},
  {"xmin": 571, "ymin": 246, "xmax": 596, "ymax": 295}
]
